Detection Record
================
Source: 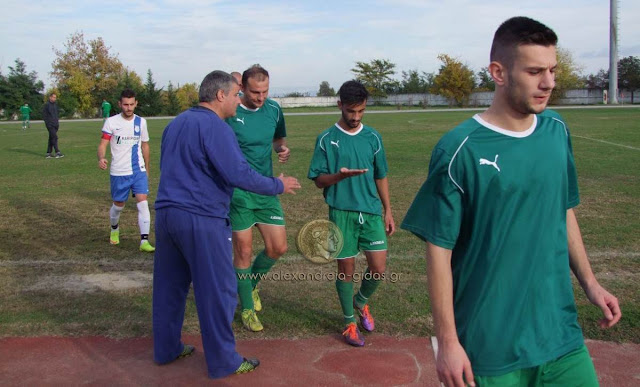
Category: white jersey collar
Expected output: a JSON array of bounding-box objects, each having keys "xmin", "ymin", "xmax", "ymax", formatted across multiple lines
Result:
[
  {"xmin": 240, "ymin": 103, "xmax": 260, "ymax": 112},
  {"xmin": 334, "ymin": 123, "xmax": 363, "ymax": 136},
  {"xmin": 473, "ymin": 114, "xmax": 537, "ymax": 138}
]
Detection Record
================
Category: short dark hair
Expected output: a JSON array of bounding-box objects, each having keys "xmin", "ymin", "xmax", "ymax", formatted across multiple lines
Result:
[
  {"xmin": 490, "ymin": 16, "xmax": 558, "ymax": 67},
  {"xmin": 338, "ymin": 80, "xmax": 369, "ymax": 106},
  {"xmin": 199, "ymin": 70, "xmax": 234, "ymax": 102},
  {"xmin": 242, "ymin": 64, "xmax": 269, "ymax": 86},
  {"xmin": 120, "ymin": 89, "xmax": 136, "ymax": 100}
]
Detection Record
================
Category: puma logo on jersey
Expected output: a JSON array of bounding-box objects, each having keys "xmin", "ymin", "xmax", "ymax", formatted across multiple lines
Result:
[
  {"xmin": 330, "ymin": 140, "xmax": 339, "ymax": 148},
  {"xmin": 236, "ymin": 117, "xmax": 245, "ymax": 125},
  {"xmin": 479, "ymin": 155, "xmax": 500, "ymax": 172}
]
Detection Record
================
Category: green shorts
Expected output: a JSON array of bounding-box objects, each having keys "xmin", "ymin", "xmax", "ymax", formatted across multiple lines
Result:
[
  {"xmin": 329, "ymin": 208, "xmax": 387, "ymax": 259},
  {"xmin": 229, "ymin": 197, "xmax": 285, "ymax": 232},
  {"xmin": 475, "ymin": 345, "xmax": 598, "ymax": 387}
]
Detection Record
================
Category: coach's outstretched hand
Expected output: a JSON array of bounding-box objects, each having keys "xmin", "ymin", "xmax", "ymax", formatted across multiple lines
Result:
[{"xmin": 278, "ymin": 173, "xmax": 301, "ymax": 194}]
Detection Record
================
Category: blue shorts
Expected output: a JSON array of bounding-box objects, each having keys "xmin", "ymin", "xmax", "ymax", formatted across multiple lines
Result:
[{"xmin": 110, "ymin": 172, "xmax": 149, "ymax": 202}]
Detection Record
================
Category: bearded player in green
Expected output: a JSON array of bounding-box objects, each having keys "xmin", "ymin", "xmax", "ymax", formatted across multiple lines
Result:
[
  {"xmin": 308, "ymin": 80, "xmax": 395, "ymax": 347},
  {"xmin": 225, "ymin": 65, "xmax": 290, "ymax": 332},
  {"xmin": 402, "ymin": 16, "xmax": 621, "ymax": 387}
]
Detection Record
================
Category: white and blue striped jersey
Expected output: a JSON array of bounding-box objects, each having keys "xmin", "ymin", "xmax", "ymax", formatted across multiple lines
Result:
[{"xmin": 101, "ymin": 114, "xmax": 149, "ymax": 176}]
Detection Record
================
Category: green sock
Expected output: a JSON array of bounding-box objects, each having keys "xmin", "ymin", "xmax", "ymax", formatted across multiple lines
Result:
[
  {"xmin": 336, "ymin": 279, "xmax": 356, "ymax": 325},
  {"xmin": 354, "ymin": 268, "xmax": 381, "ymax": 309},
  {"xmin": 251, "ymin": 250, "xmax": 277, "ymax": 288},
  {"xmin": 235, "ymin": 267, "xmax": 254, "ymax": 310}
]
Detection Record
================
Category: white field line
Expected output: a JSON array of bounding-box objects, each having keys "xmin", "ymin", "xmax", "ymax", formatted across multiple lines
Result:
[
  {"xmin": 572, "ymin": 135, "xmax": 640, "ymax": 151},
  {"xmin": 1, "ymin": 104, "xmax": 638, "ymax": 125},
  {"xmin": 2, "ymin": 251, "xmax": 638, "ymax": 267}
]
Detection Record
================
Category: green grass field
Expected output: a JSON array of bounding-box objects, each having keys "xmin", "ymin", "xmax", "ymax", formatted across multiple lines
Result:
[{"xmin": 0, "ymin": 107, "xmax": 638, "ymax": 342}]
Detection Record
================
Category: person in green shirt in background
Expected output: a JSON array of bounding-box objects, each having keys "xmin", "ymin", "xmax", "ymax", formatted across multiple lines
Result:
[
  {"xmin": 20, "ymin": 103, "xmax": 32, "ymax": 129},
  {"xmin": 102, "ymin": 99, "xmax": 112, "ymax": 121},
  {"xmin": 308, "ymin": 80, "xmax": 395, "ymax": 347}
]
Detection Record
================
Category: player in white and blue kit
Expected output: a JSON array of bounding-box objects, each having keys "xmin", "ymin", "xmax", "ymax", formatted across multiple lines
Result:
[{"xmin": 97, "ymin": 89, "xmax": 155, "ymax": 252}]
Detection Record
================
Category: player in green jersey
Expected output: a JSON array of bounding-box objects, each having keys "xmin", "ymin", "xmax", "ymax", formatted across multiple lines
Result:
[
  {"xmin": 225, "ymin": 65, "xmax": 291, "ymax": 332},
  {"xmin": 102, "ymin": 99, "xmax": 112, "ymax": 121},
  {"xmin": 308, "ymin": 80, "xmax": 395, "ymax": 347},
  {"xmin": 401, "ymin": 16, "xmax": 621, "ymax": 387},
  {"xmin": 20, "ymin": 103, "xmax": 32, "ymax": 129}
]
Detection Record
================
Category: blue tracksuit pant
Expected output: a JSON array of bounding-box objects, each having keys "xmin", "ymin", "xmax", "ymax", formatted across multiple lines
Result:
[{"xmin": 152, "ymin": 207, "xmax": 243, "ymax": 378}]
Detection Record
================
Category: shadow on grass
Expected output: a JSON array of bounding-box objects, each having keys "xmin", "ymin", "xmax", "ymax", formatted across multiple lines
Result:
[{"xmin": 8, "ymin": 148, "xmax": 47, "ymax": 157}]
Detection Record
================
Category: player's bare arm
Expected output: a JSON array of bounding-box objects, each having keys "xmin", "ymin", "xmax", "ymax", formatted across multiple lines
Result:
[
  {"xmin": 141, "ymin": 141, "xmax": 151, "ymax": 175},
  {"xmin": 375, "ymin": 177, "xmax": 395, "ymax": 235},
  {"xmin": 273, "ymin": 137, "xmax": 290, "ymax": 163},
  {"xmin": 567, "ymin": 209, "xmax": 621, "ymax": 328},
  {"xmin": 97, "ymin": 138, "xmax": 109, "ymax": 170},
  {"xmin": 426, "ymin": 242, "xmax": 476, "ymax": 387},
  {"xmin": 313, "ymin": 168, "xmax": 368, "ymax": 188}
]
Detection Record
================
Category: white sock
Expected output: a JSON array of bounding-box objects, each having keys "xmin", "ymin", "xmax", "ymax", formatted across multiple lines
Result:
[
  {"xmin": 110, "ymin": 204, "xmax": 124, "ymax": 228},
  {"xmin": 137, "ymin": 200, "xmax": 151, "ymax": 239}
]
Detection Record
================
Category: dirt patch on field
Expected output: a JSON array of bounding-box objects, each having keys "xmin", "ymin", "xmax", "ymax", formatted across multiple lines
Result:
[{"xmin": 26, "ymin": 271, "xmax": 152, "ymax": 293}]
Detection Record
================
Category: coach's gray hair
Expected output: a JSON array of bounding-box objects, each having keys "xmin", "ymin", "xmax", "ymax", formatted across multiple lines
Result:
[{"xmin": 199, "ymin": 71, "xmax": 238, "ymax": 103}]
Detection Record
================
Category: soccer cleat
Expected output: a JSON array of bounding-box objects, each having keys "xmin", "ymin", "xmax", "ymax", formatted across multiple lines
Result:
[
  {"xmin": 55, "ymin": 152, "xmax": 64, "ymax": 158},
  {"xmin": 139, "ymin": 240, "xmax": 155, "ymax": 252},
  {"xmin": 235, "ymin": 357, "xmax": 260, "ymax": 374},
  {"xmin": 356, "ymin": 303, "xmax": 375, "ymax": 332},
  {"xmin": 342, "ymin": 322, "xmax": 365, "ymax": 347},
  {"xmin": 177, "ymin": 344, "xmax": 195, "ymax": 360},
  {"xmin": 252, "ymin": 288, "xmax": 262, "ymax": 312},
  {"xmin": 110, "ymin": 229, "xmax": 120, "ymax": 245},
  {"xmin": 45, "ymin": 153, "xmax": 53, "ymax": 158},
  {"xmin": 241, "ymin": 309, "xmax": 263, "ymax": 332}
]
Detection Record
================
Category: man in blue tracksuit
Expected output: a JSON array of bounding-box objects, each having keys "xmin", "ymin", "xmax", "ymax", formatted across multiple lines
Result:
[{"xmin": 152, "ymin": 70, "xmax": 300, "ymax": 379}]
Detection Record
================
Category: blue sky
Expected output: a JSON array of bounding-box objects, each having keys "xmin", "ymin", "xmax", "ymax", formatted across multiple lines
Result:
[{"xmin": 2, "ymin": 0, "xmax": 639, "ymax": 96}]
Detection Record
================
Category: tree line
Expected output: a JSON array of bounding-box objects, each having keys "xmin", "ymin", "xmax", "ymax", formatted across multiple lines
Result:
[
  {"xmin": 316, "ymin": 51, "xmax": 640, "ymax": 106},
  {"xmin": 2, "ymin": 31, "xmax": 639, "ymax": 119},
  {"xmin": 0, "ymin": 32, "xmax": 199, "ymax": 119}
]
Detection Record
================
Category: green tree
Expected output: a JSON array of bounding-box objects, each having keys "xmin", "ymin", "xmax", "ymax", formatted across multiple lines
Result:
[
  {"xmin": 584, "ymin": 69, "xmax": 609, "ymax": 90},
  {"xmin": 166, "ymin": 81, "xmax": 181, "ymax": 115},
  {"xmin": 109, "ymin": 68, "xmax": 144, "ymax": 114},
  {"xmin": 138, "ymin": 69, "xmax": 164, "ymax": 116},
  {"xmin": 176, "ymin": 83, "xmax": 199, "ymax": 111},
  {"xmin": 0, "ymin": 59, "xmax": 45, "ymax": 120},
  {"xmin": 399, "ymin": 70, "xmax": 434, "ymax": 93},
  {"xmin": 284, "ymin": 91, "xmax": 309, "ymax": 97},
  {"xmin": 476, "ymin": 67, "xmax": 495, "ymax": 91},
  {"xmin": 317, "ymin": 81, "xmax": 335, "ymax": 97},
  {"xmin": 618, "ymin": 56, "xmax": 640, "ymax": 103},
  {"xmin": 351, "ymin": 59, "xmax": 396, "ymax": 99},
  {"xmin": 550, "ymin": 47, "xmax": 583, "ymax": 104},
  {"xmin": 431, "ymin": 54, "xmax": 475, "ymax": 106},
  {"xmin": 51, "ymin": 31, "xmax": 123, "ymax": 117}
]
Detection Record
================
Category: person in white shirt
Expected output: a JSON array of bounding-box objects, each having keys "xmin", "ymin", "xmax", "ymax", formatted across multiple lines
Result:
[{"xmin": 97, "ymin": 89, "xmax": 155, "ymax": 253}]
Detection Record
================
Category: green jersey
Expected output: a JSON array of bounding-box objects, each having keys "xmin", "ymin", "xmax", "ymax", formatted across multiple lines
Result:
[
  {"xmin": 308, "ymin": 123, "xmax": 388, "ymax": 215},
  {"xmin": 20, "ymin": 105, "xmax": 32, "ymax": 118},
  {"xmin": 401, "ymin": 110, "xmax": 583, "ymax": 376},
  {"xmin": 102, "ymin": 101, "xmax": 111, "ymax": 117},
  {"xmin": 226, "ymin": 98, "xmax": 286, "ymax": 209}
]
